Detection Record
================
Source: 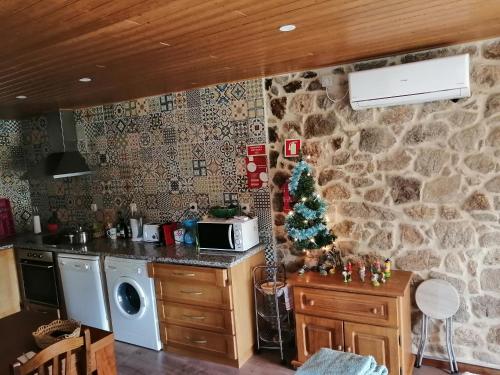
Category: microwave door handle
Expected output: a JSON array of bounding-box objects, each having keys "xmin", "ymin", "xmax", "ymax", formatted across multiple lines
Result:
[{"xmin": 228, "ymin": 224, "xmax": 234, "ymax": 249}]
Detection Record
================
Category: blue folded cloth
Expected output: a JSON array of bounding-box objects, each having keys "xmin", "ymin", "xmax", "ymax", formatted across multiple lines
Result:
[{"xmin": 296, "ymin": 348, "xmax": 388, "ymax": 375}]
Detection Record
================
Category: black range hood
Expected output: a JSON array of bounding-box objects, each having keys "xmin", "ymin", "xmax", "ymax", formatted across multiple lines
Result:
[{"xmin": 44, "ymin": 110, "xmax": 93, "ymax": 179}]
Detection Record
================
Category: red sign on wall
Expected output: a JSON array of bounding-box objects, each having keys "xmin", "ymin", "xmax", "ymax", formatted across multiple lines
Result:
[
  {"xmin": 284, "ymin": 139, "xmax": 301, "ymax": 158},
  {"xmin": 247, "ymin": 144, "xmax": 266, "ymax": 156},
  {"xmin": 245, "ymin": 155, "xmax": 268, "ymax": 189}
]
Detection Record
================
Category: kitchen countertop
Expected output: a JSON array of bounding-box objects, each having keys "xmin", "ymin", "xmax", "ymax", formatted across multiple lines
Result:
[{"xmin": 4, "ymin": 233, "xmax": 263, "ymax": 268}]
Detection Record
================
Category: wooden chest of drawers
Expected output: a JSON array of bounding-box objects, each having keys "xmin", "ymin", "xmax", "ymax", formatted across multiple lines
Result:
[
  {"xmin": 148, "ymin": 250, "xmax": 265, "ymax": 368},
  {"xmin": 288, "ymin": 270, "xmax": 414, "ymax": 375}
]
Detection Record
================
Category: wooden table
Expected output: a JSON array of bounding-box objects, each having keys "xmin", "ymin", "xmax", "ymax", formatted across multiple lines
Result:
[{"xmin": 0, "ymin": 310, "xmax": 117, "ymax": 375}]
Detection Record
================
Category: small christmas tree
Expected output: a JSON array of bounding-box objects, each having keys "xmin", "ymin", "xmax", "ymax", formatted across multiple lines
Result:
[{"xmin": 285, "ymin": 160, "xmax": 336, "ymax": 252}]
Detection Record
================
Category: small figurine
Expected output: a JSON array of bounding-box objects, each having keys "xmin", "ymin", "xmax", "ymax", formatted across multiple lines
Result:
[
  {"xmin": 328, "ymin": 267, "xmax": 336, "ymax": 275},
  {"xmin": 319, "ymin": 268, "xmax": 328, "ymax": 276},
  {"xmin": 342, "ymin": 266, "xmax": 349, "ymax": 283},
  {"xmin": 358, "ymin": 262, "xmax": 366, "ymax": 282},
  {"xmin": 298, "ymin": 265, "xmax": 309, "ymax": 275},
  {"xmin": 374, "ymin": 259, "xmax": 382, "ymax": 274},
  {"xmin": 371, "ymin": 273, "xmax": 380, "ymax": 287},
  {"xmin": 384, "ymin": 258, "xmax": 392, "ymax": 279},
  {"xmin": 380, "ymin": 272, "xmax": 386, "ymax": 284},
  {"xmin": 346, "ymin": 262, "xmax": 353, "ymax": 273}
]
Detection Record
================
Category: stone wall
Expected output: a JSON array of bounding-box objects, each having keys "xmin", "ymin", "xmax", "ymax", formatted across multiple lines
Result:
[
  {"xmin": 0, "ymin": 119, "xmax": 31, "ymax": 231},
  {"xmin": 266, "ymin": 38, "xmax": 500, "ymax": 367}
]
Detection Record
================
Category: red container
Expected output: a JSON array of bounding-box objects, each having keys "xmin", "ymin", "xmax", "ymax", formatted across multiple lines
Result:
[
  {"xmin": 47, "ymin": 223, "xmax": 59, "ymax": 234},
  {"xmin": 0, "ymin": 198, "xmax": 16, "ymax": 239},
  {"xmin": 162, "ymin": 222, "xmax": 178, "ymax": 245}
]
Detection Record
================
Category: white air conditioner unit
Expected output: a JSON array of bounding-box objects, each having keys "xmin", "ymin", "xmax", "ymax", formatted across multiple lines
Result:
[{"xmin": 348, "ymin": 54, "xmax": 470, "ymax": 110}]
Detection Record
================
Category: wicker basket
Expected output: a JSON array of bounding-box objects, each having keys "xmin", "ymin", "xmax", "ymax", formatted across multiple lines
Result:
[
  {"xmin": 260, "ymin": 281, "xmax": 285, "ymax": 295},
  {"xmin": 32, "ymin": 320, "xmax": 81, "ymax": 349}
]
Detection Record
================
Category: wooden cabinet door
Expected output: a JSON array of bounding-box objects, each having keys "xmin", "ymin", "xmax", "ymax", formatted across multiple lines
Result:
[
  {"xmin": 0, "ymin": 248, "xmax": 20, "ymax": 319},
  {"xmin": 295, "ymin": 313, "xmax": 344, "ymax": 363},
  {"xmin": 344, "ymin": 322, "xmax": 399, "ymax": 375}
]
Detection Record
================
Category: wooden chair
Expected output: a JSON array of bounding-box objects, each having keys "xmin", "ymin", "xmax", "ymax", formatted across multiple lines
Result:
[{"xmin": 11, "ymin": 329, "xmax": 91, "ymax": 375}]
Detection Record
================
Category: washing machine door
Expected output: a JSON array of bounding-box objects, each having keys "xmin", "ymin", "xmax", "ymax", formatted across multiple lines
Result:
[{"xmin": 113, "ymin": 276, "xmax": 147, "ymax": 320}]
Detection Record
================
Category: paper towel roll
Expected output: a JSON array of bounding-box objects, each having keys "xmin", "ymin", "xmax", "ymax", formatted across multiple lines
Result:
[{"xmin": 33, "ymin": 215, "xmax": 41, "ymax": 234}]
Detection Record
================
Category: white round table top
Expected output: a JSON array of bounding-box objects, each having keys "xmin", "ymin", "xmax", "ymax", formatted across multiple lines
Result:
[{"xmin": 415, "ymin": 279, "xmax": 460, "ymax": 319}]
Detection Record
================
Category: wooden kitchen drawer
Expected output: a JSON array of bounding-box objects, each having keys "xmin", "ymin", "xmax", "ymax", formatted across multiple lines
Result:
[
  {"xmin": 148, "ymin": 263, "xmax": 228, "ymax": 287},
  {"xmin": 156, "ymin": 279, "xmax": 232, "ymax": 309},
  {"xmin": 294, "ymin": 287, "xmax": 398, "ymax": 327},
  {"xmin": 162, "ymin": 323, "xmax": 236, "ymax": 359},
  {"xmin": 158, "ymin": 301, "xmax": 234, "ymax": 334}
]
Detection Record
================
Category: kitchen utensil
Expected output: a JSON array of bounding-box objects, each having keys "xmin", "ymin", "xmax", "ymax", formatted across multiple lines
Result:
[
  {"xmin": 143, "ymin": 223, "xmax": 161, "ymax": 242},
  {"xmin": 130, "ymin": 218, "xmax": 143, "ymax": 241},
  {"xmin": 182, "ymin": 219, "xmax": 198, "ymax": 245},
  {"xmin": 106, "ymin": 227, "xmax": 117, "ymax": 240},
  {"xmin": 162, "ymin": 222, "xmax": 178, "ymax": 245},
  {"xmin": 66, "ymin": 234, "xmax": 75, "ymax": 244},
  {"xmin": 173, "ymin": 228, "xmax": 185, "ymax": 243}
]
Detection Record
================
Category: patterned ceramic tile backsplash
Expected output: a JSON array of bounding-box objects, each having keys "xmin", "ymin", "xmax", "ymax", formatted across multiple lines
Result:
[
  {"xmin": 0, "ymin": 119, "xmax": 31, "ymax": 230},
  {"xmin": 22, "ymin": 79, "xmax": 274, "ymax": 260}
]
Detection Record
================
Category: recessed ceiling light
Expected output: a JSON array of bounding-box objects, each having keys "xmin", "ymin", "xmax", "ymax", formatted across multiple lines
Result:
[
  {"xmin": 159, "ymin": 42, "xmax": 171, "ymax": 47},
  {"xmin": 96, "ymin": 64, "xmax": 106, "ymax": 69},
  {"xmin": 279, "ymin": 24, "xmax": 296, "ymax": 32},
  {"xmin": 79, "ymin": 77, "xmax": 92, "ymax": 82},
  {"xmin": 16, "ymin": 95, "xmax": 27, "ymax": 99}
]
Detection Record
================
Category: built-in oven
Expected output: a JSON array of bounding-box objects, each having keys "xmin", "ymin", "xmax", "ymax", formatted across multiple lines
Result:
[{"xmin": 17, "ymin": 248, "xmax": 60, "ymax": 314}]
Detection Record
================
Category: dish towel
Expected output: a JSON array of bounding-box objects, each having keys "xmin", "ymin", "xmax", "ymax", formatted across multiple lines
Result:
[{"xmin": 296, "ymin": 348, "xmax": 388, "ymax": 375}]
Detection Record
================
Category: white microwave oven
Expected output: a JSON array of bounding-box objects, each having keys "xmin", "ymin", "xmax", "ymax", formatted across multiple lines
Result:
[{"xmin": 197, "ymin": 217, "xmax": 259, "ymax": 252}]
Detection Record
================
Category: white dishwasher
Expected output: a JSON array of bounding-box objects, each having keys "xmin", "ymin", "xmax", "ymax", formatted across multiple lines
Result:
[{"xmin": 58, "ymin": 254, "xmax": 110, "ymax": 331}]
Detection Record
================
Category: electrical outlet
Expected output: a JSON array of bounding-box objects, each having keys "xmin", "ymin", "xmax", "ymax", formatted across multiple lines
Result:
[
  {"xmin": 320, "ymin": 75, "xmax": 334, "ymax": 87},
  {"xmin": 189, "ymin": 202, "xmax": 198, "ymax": 212},
  {"xmin": 240, "ymin": 202, "xmax": 251, "ymax": 214}
]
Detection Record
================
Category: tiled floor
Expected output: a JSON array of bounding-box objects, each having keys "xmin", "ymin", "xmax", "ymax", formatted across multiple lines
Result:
[{"xmin": 115, "ymin": 341, "xmax": 450, "ymax": 374}]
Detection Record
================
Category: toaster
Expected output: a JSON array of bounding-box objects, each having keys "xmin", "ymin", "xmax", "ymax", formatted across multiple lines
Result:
[{"xmin": 142, "ymin": 223, "xmax": 161, "ymax": 242}]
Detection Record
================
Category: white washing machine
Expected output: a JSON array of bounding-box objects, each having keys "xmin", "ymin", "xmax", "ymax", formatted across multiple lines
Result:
[{"xmin": 104, "ymin": 257, "xmax": 162, "ymax": 350}]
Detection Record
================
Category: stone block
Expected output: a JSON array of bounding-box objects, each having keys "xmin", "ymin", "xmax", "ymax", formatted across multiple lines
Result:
[
  {"xmin": 414, "ymin": 148, "xmax": 448, "ymax": 177},
  {"xmin": 338, "ymin": 202, "xmax": 396, "ymax": 221},
  {"xmin": 304, "ymin": 113, "xmax": 337, "ymax": 138},
  {"xmin": 395, "ymin": 250, "xmax": 441, "ymax": 271},
  {"xmin": 368, "ymin": 230, "xmax": 393, "ymax": 250},
  {"xmin": 289, "ymin": 93, "xmax": 314, "ymax": 114},
  {"xmin": 485, "ymin": 176, "xmax": 500, "ymax": 193},
  {"xmin": 449, "ymin": 125, "xmax": 485, "ymax": 152},
  {"xmin": 422, "ymin": 175, "xmax": 461, "ymax": 203},
  {"xmin": 404, "ymin": 205, "xmax": 436, "ymax": 220},
  {"xmin": 364, "ymin": 188, "xmax": 385, "ymax": 203},
  {"xmin": 322, "ymin": 183, "xmax": 351, "ymax": 200},
  {"xmin": 403, "ymin": 122, "xmax": 448, "ymax": 145},
  {"xmin": 390, "ymin": 176, "xmax": 421, "ymax": 204},
  {"xmin": 377, "ymin": 150, "xmax": 412, "ymax": 171},
  {"xmin": 270, "ymin": 97, "xmax": 287, "ymax": 119},
  {"xmin": 483, "ymin": 40, "xmax": 500, "ymax": 59},
  {"xmin": 433, "ymin": 221, "xmax": 474, "ymax": 249},
  {"xmin": 400, "ymin": 224, "xmax": 424, "ymax": 246},
  {"xmin": 463, "ymin": 191, "xmax": 491, "ymax": 211},
  {"xmin": 471, "ymin": 295, "xmax": 500, "ymax": 318},
  {"xmin": 464, "ymin": 153, "xmax": 496, "ymax": 173},
  {"xmin": 481, "ymin": 269, "xmax": 500, "ymax": 293},
  {"xmin": 359, "ymin": 127, "xmax": 396, "ymax": 153}
]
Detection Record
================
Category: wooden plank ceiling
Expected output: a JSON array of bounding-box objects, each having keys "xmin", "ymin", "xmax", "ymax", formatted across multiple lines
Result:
[{"xmin": 1, "ymin": 0, "xmax": 500, "ymax": 118}]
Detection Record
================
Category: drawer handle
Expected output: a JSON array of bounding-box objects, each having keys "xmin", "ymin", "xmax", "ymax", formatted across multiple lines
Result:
[
  {"xmin": 337, "ymin": 345, "xmax": 343, "ymax": 351},
  {"xmin": 185, "ymin": 336, "xmax": 207, "ymax": 344},
  {"xmin": 173, "ymin": 272, "xmax": 196, "ymax": 277},
  {"xmin": 371, "ymin": 308, "xmax": 378, "ymax": 314},
  {"xmin": 183, "ymin": 314, "xmax": 207, "ymax": 320},
  {"xmin": 180, "ymin": 290, "xmax": 203, "ymax": 295},
  {"xmin": 307, "ymin": 299, "xmax": 315, "ymax": 307}
]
